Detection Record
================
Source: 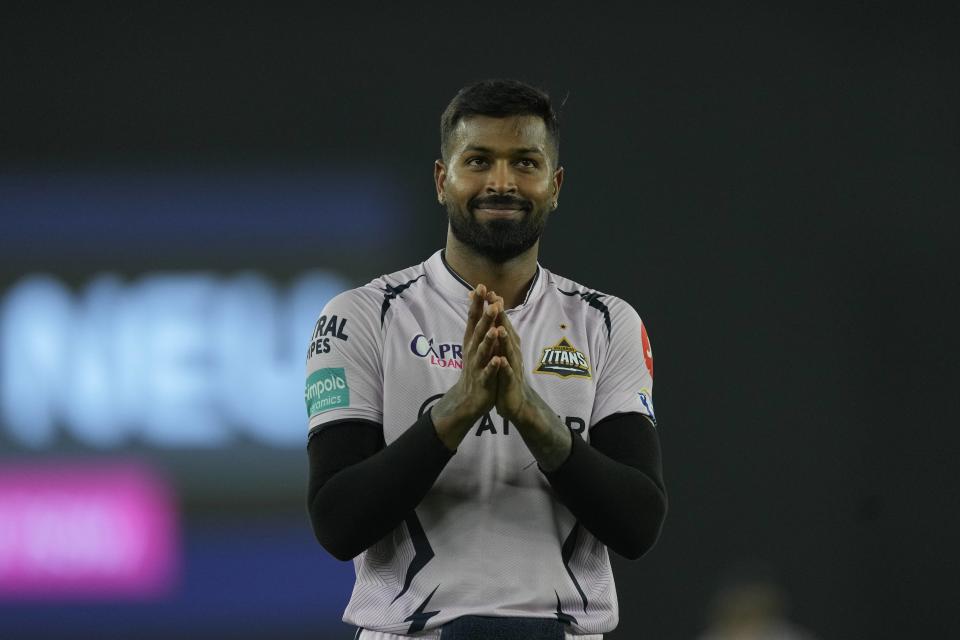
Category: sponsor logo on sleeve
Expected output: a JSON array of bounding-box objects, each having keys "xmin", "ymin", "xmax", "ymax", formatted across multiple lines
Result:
[
  {"xmin": 533, "ymin": 337, "xmax": 592, "ymax": 379},
  {"xmin": 307, "ymin": 314, "xmax": 350, "ymax": 358},
  {"xmin": 641, "ymin": 321, "xmax": 653, "ymax": 379},
  {"xmin": 638, "ymin": 387, "xmax": 657, "ymax": 426},
  {"xmin": 410, "ymin": 334, "xmax": 463, "ymax": 369},
  {"xmin": 304, "ymin": 367, "xmax": 350, "ymax": 417}
]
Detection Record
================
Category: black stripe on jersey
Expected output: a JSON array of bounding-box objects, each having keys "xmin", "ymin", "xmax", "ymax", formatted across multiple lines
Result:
[
  {"xmin": 561, "ymin": 522, "xmax": 589, "ymax": 612},
  {"xmin": 521, "ymin": 266, "xmax": 541, "ymax": 306},
  {"xmin": 381, "ymin": 274, "xmax": 426, "ymax": 326},
  {"xmin": 306, "ymin": 418, "xmax": 382, "ymax": 448},
  {"xmin": 555, "ymin": 590, "xmax": 578, "ymax": 626},
  {"xmin": 440, "ymin": 250, "xmax": 473, "ymax": 290},
  {"xmin": 392, "ymin": 512, "xmax": 435, "ymax": 603},
  {"xmin": 404, "ymin": 583, "xmax": 441, "ymax": 634},
  {"xmin": 558, "ymin": 288, "xmax": 612, "ymax": 340}
]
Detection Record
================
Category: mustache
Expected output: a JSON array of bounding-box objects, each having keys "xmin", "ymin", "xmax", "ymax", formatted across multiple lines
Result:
[{"xmin": 469, "ymin": 195, "xmax": 532, "ymax": 212}]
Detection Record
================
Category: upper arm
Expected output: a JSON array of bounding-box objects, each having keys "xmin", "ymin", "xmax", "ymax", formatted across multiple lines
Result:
[
  {"xmin": 305, "ymin": 288, "xmax": 384, "ymax": 439},
  {"xmin": 307, "ymin": 420, "xmax": 384, "ymax": 490},
  {"xmin": 590, "ymin": 299, "xmax": 656, "ymax": 429},
  {"xmin": 589, "ymin": 412, "xmax": 665, "ymax": 494}
]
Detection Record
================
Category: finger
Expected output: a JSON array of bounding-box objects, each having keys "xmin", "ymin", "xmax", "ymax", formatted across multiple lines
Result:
[
  {"xmin": 470, "ymin": 299, "xmax": 501, "ymax": 354},
  {"xmin": 495, "ymin": 308, "xmax": 516, "ymax": 335},
  {"xmin": 463, "ymin": 285, "xmax": 487, "ymax": 348},
  {"xmin": 478, "ymin": 355, "xmax": 500, "ymax": 384},
  {"xmin": 483, "ymin": 292, "xmax": 502, "ymax": 329},
  {"xmin": 497, "ymin": 327, "xmax": 523, "ymax": 367},
  {"xmin": 495, "ymin": 319, "xmax": 522, "ymax": 371},
  {"xmin": 498, "ymin": 355, "xmax": 515, "ymax": 377},
  {"xmin": 474, "ymin": 325, "xmax": 500, "ymax": 366}
]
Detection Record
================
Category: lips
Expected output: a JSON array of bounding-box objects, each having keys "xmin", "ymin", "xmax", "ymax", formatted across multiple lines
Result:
[
  {"xmin": 475, "ymin": 207, "xmax": 525, "ymax": 218},
  {"xmin": 471, "ymin": 200, "xmax": 530, "ymax": 218}
]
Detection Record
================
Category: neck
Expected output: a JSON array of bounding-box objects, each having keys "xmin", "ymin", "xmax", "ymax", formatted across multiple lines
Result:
[{"xmin": 444, "ymin": 228, "xmax": 540, "ymax": 309}]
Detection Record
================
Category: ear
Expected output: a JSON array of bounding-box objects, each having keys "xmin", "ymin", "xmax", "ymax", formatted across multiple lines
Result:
[
  {"xmin": 434, "ymin": 159, "xmax": 447, "ymax": 204},
  {"xmin": 551, "ymin": 165, "xmax": 565, "ymax": 204}
]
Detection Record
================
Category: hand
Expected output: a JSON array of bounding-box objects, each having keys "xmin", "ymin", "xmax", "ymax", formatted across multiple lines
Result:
[
  {"xmin": 493, "ymin": 308, "xmax": 573, "ymax": 471},
  {"xmin": 491, "ymin": 309, "xmax": 533, "ymax": 426},
  {"xmin": 457, "ymin": 284, "xmax": 504, "ymax": 418},
  {"xmin": 431, "ymin": 284, "xmax": 503, "ymax": 450}
]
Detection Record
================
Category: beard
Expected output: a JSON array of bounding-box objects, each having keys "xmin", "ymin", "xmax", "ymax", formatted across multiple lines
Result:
[{"xmin": 446, "ymin": 194, "xmax": 550, "ymax": 263}]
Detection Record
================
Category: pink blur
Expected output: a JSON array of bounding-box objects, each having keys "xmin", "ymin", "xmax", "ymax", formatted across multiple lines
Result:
[{"xmin": 0, "ymin": 460, "xmax": 179, "ymax": 600}]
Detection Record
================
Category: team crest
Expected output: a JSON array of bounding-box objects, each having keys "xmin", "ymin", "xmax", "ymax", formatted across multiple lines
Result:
[{"xmin": 534, "ymin": 337, "xmax": 591, "ymax": 379}]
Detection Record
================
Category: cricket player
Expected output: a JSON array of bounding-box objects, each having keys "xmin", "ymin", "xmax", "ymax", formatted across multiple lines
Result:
[{"xmin": 306, "ymin": 79, "xmax": 666, "ymax": 639}]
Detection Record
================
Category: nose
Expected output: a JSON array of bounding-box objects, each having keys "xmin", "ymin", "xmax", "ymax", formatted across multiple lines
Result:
[{"xmin": 484, "ymin": 159, "xmax": 518, "ymax": 195}]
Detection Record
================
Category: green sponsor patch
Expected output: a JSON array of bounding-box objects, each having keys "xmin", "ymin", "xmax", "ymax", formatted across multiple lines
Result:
[{"xmin": 305, "ymin": 367, "xmax": 350, "ymax": 417}]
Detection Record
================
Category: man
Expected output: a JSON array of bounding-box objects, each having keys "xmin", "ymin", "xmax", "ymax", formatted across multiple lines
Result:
[{"xmin": 306, "ymin": 79, "xmax": 666, "ymax": 640}]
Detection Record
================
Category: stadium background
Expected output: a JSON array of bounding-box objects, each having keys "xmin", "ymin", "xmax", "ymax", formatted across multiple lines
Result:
[{"xmin": 1, "ymin": 3, "xmax": 957, "ymax": 638}]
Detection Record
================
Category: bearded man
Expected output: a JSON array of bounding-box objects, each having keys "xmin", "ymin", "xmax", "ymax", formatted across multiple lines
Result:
[{"xmin": 305, "ymin": 79, "xmax": 667, "ymax": 640}]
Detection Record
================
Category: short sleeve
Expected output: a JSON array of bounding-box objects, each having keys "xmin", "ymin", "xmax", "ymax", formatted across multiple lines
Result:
[
  {"xmin": 590, "ymin": 299, "xmax": 657, "ymax": 428},
  {"xmin": 304, "ymin": 288, "xmax": 383, "ymax": 433}
]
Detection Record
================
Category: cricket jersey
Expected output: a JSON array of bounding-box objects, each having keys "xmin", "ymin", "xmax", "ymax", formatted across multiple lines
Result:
[{"xmin": 304, "ymin": 249, "xmax": 656, "ymax": 635}]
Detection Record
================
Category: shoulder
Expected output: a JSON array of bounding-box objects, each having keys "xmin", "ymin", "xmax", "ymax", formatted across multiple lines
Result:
[
  {"xmin": 315, "ymin": 259, "xmax": 432, "ymax": 336},
  {"xmin": 320, "ymin": 284, "xmax": 380, "ymax": 314},
  {"xmin": 324, "ymin": 260, "xmax": 430, "ymax": 313},
  {"xmin": 376, "ymin": 260, "xmax": 430, "ymax": 291},
  {"xmin": 544, "ymin": 269, "xmax": 642, "ymax": 339}
]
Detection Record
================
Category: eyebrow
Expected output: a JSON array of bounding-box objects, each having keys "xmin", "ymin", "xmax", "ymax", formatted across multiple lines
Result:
[{"xmin": 464, "ymin": 145, "xmax": 545, "ymax": 156}]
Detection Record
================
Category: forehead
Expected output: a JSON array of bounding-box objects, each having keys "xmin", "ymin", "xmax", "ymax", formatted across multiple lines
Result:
[{"xmin": 448, "ymin": 114, "xmax": 549, "ymax": 155}]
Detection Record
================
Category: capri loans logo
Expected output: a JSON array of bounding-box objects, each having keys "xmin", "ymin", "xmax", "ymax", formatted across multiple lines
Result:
[{"xmin": 305, "ymin": 368, "xmax": 350, "ymax": 417}]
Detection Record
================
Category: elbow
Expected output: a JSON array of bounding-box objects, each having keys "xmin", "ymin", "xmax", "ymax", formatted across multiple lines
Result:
[
  {"xmin": 616, "ymin": 491, "xmax": 668, "ymax": 561},
  {"xmin": 618, "ymin": 522, "xmax": 665, "ymax": 560},
  {"xmin": 310, "ymin": 516, "xmax": 361, "ymax": 562},
  {"xmin": 308, "ymin": 494, "xmax": 361, "ymax": 562},
  {"xmin": 320, "ymin": 535, "xmax": 360, "ymax": 562}
]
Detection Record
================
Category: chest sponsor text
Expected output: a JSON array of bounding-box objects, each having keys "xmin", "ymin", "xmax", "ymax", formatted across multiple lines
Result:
[{"xmin": 410, "ymin": 334, "xmax": 463, "ymax": 369}]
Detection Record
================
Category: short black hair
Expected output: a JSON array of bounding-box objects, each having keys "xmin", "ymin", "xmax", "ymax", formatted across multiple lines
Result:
[{"xmin": 440, "ymin": 79, "xmax": 560, "ymax": 163}]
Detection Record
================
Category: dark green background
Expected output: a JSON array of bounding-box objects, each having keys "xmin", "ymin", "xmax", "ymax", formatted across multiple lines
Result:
[{"xmin": 2, "ymin": 2, "xmax": 957, "ymax": 637}]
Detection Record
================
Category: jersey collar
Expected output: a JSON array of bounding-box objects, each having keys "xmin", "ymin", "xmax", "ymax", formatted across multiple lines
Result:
[{"xmin": 426, "ymin": 249, "xmax": 546, "ymax": 310}]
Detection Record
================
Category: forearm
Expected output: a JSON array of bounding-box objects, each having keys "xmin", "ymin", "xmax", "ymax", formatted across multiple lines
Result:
[
  {"xmin": 512, "ymin": 390, "xmax": 573, "ymax": 472},
  {"xmin": 307, "ymin": 410, "xmax": 453, "ymax": 561},
  {"xmin": 430, "ymin": 383, "xmax": 486, "ymax": 451},
  {"xmin": 544, "ymin": 414, "xmax": 667, "ymax": 560}
]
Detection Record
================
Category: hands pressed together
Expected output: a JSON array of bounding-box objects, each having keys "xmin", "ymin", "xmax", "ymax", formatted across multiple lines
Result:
[
  {"xmin": 454, "ymin": 284, "xmax": 528, "ymax": 424},
  {"xmin": 431, "ymin": 284, "xmax": 572, "ymax": 470}
]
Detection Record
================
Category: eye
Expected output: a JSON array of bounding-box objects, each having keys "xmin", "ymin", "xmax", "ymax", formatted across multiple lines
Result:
[
  {"xmin": 465, "ymin": 157, "xmax": 488, "ymax": 168},
  {"xmin": 516, "ymin": 158, "xmax": 539, "ymax": 169}
]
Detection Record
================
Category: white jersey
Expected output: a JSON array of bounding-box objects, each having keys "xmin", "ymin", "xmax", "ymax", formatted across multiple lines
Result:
[{"xmin": 305, "ymin": 250, "xmax": 656, "ymax": 636}]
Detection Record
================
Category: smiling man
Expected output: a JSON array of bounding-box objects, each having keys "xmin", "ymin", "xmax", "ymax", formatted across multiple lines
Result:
[{"xmin": 306, "ymin": 79, "xmax": 667, "ymax": 640}]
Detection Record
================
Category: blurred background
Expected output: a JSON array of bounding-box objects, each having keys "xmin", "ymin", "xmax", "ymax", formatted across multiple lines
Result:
[{"xmin": 1, "ymin": 2, "xmax": 957, "ymax": 638}]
